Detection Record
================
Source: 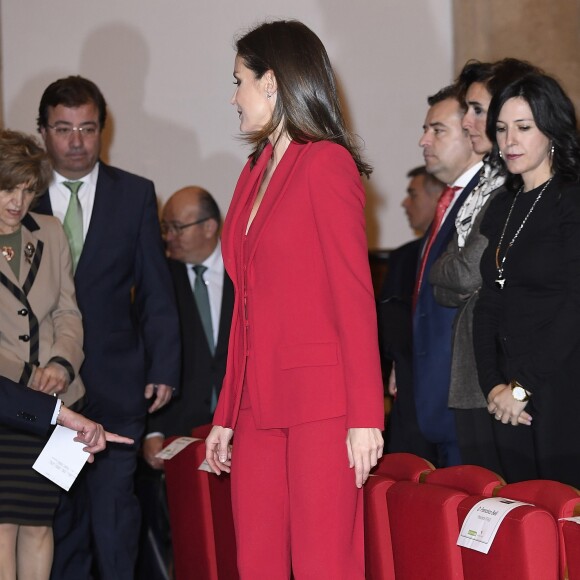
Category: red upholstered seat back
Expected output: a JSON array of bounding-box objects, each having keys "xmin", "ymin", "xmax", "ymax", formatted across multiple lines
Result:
[
  {"xmin": 458, "ymin": 496, "xmax": 559, "ymax": 580},
  {"xmin": 372, "ymin": 452, "xmax": 434, "ymax": 480},
  {"xmin": 364, "ymin": 476, "xmax": 397, "ymax": 580},
  {"xmin": 365, "ymin": 453, "xmax": 433, "ymax": 579},
  {"xmin": 423, "ymin": 464, "xmax": 504, "ymax": 497},
  {"xmin": 163, "ymin": 437, "xmax": 239, "ymax": 580},
  {"xmin": 562, "ymin": 519, "xmax": 580, "ymax": 580},
  {"xmin": 499, "ymin": 480, "xmax": 580, "ymax": 579},
  {"xmin": 387, "ymin": 480, "xmax": 466, "ymax": 580}
]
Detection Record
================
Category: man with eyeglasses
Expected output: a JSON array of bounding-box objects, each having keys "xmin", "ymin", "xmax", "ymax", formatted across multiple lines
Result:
[
  {"xmin": 34, "ymin": 75, "xmax": 180, "ymax": 580},
  {"xmin": 136, "ymin": 186, "xmax": 233, "ymax": 577},
  {"xmin": 146, "ymin": 186, "xmax": 232, "ymax": 451}
]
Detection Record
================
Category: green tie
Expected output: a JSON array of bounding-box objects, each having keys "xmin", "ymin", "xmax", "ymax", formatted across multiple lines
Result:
[
  {"xmin": 62, "ymin": 181, "xmax": 84, "ymax": 271},
  {"xmin": 192, "ymin": 265, "xmax": 215, "ymax": 354}
]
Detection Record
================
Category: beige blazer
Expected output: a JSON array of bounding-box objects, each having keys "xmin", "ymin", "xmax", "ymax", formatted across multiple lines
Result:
[{"xmin": 0, "ymin": 212, "xmax": 84, "ymax": 407}]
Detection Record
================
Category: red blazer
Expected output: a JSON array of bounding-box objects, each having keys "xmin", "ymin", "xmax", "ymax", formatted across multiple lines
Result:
[{"xmin": 213, "ymin": 140, "xmax": 384, "ymax": 430}]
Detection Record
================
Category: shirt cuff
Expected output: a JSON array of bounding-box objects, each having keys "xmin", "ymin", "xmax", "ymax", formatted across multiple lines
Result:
[
  {"xmin": 145, "ymin": 431, "xmax": 164, "ymax": 440},
  {"xmin": 51, "ymin": 399, "xmax": 63, "ymax": 425}
]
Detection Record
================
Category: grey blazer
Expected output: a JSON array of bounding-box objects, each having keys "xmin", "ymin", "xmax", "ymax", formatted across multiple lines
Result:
[{"xmin": 429, "ymin": 188, "xmax": 502, "ymax": 409}]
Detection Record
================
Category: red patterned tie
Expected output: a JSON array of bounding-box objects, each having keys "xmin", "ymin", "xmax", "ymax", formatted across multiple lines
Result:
[{"xmin": 412, "ymin": 185, "xmax": 460, "ymax": 310}]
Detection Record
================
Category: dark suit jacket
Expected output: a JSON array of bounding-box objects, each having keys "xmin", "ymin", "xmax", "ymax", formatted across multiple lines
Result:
[
  {"xmin": 379, "ymin": 239, "xmax": 420, "ymax": 307},
  {"xmin": 378, "ymin": 239, "xmax": 420, "ymax": 364},
  {"xmin": 378, "ymin": 238, "xmax": 439, "ymax": 460},
  {"xmin": 0, "ymin": 376, "xmax": 56, "ymax": 436},
  {"xmin": 412, "ymin": 169, "xmax": 482, "ymax": 443},
  {"xmin": 378, "ymin": 240, "xmax": 419, "ymax": 388},
  {"xmin": 35, "ymin": 162, "xmax": 180, "ymax": 420},
  {"xmin": 148, "ymin": 258, "xmax": 234, "ymax": 435}
]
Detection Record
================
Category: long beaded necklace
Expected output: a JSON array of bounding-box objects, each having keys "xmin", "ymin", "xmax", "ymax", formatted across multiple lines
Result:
[{"xmin": 494, "ymin": 177, "xmax": 553, "ymax": 290}]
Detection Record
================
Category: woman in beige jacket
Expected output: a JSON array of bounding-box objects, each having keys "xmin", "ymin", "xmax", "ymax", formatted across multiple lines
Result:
[{"xmin": 0, "ymin": 129, "xmax": 84, "ymax": 580}]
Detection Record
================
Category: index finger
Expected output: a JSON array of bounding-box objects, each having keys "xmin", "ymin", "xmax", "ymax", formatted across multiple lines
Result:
[
  {"xmin": 354, "ymin": 454, "xmax": 371, "ymax": 489},
  {"xmin": 105, "ymin": 432, "xmax": 135, "ymax": 445}
]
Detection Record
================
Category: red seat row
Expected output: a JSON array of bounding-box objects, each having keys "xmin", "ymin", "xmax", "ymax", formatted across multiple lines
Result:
[
  {"xmin": 365, "ymin": 453, "xmax": 580, "ymax": 580},
  {"xmin": 163, "ymin": 429, "xmax": 580, "ymax": 580}
]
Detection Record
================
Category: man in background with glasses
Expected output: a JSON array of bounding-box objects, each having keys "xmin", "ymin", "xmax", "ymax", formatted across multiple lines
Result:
[
  {"xmin": 146, "ymin": 186, "xmax": 232, "ymax": 455},
  {"xmin": 35, "ymin": 75, "xmax": 180, "ymax": 580},
  {"xmin": 136, "ymin": 186, "xmax": 233, "ymax": 578}
]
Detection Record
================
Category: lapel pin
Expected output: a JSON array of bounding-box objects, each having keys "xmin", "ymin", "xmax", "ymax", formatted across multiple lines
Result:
[
  {"xmin": 24, "ymin": 243, "xmax": 35, "ymax": 264},
  {"xmin": 1, "ymin": 246, "xmax": 14, "ymax": 262}
]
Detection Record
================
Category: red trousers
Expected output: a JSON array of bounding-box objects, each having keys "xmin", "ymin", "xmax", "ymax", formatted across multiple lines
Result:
[{"xmin": 231, "ymin": 407, "xmax": 365, "ymax": 579}]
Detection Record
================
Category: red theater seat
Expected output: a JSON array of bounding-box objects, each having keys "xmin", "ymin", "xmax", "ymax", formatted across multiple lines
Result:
[
  {"xmin": 562, "ymin": 518, "xmax": 580, "ymax": 580},
  {"xmin": 371, "ymin": 452, "xmax": 434, "ymax": 480},
  {"xmin": 365, "ymin": 454, "xmax": 433, "ymax": 579},
  {"xmin": 387, "ymin": 479, "xmax": 466, "ymax": 579},
  {"xmin": 498, "ymin": 480, "xmax": 580, "ymax": 579},
  {"xmin": 422, "ymin": 464, "xmax": 505, "ymax": 496},
  {"xmin": 458, "ymin": 496, "xmax": 559, "ymax": 580},
  {"xmin": 163, "ymin": 437, "xmax": 239, "ymax": 580}
]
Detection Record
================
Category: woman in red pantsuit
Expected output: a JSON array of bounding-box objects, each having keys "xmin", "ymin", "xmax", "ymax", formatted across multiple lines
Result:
[{"xmin": 206, "ymin": 20, "xmax": 384, "ymax": 579}]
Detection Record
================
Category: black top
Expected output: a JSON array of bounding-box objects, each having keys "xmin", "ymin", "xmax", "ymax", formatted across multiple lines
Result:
[{"xmin": 473, "ymin": 175, "xmax": 580, "ymax": 396}]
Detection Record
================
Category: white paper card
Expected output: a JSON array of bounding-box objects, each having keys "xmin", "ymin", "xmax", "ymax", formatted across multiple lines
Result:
[
  {"xmin": 32, "ymin": 425, "xmax": 90, "ymax": 491},
  {"xmin": 197, "ymin": 459, "xmax": 214, "ymax": 473},
  {"xmin": 154, "ymin": 436, "xmax": 201, "ymax": 460},
  {"xmin": 457, "ymin": 497, "xmax": 531, "ymax": 554},
  {"xmin": 561, "ymin": 516, "xmax": 580, "ymax": 524}
]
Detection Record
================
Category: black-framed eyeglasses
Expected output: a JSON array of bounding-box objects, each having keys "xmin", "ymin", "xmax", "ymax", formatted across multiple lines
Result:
[
  {"xmin": 46, "ymin": 123, "xmax": 99, "ymax": 138},
  {"xmin": 160, "ymin": 217, "xmax": 211, "ymax": 237}
]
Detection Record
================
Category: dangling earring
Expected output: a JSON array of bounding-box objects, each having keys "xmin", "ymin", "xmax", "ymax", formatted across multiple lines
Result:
[
  {"xmin": 549, "ymin": 143, "xmax": 555, "ymax": 159},
  {"xmin": 499, "ymin": 150, "xmax": 503, "ymax": 159}
]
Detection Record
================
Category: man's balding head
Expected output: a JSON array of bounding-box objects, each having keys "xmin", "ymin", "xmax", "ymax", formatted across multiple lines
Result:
[{"xmin": 162, "ymin": 186, "xmax": 221, "ymax": 264}]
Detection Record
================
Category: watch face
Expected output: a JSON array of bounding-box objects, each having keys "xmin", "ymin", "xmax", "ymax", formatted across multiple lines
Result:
[{"xmin": 512, "ymin": 386, "xmax": 527, "ymax": 401}]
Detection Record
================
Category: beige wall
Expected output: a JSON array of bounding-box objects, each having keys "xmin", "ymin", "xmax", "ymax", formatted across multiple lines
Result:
[
  {"xmin": 3, "ymin": 3, "xmax": 579, "ymax": 248},
  {"xmin": 454, "ymin": 0, "xmax": 580, "ymax": 111},
  {"xmin": 0, "ymin": 1, "xmax": 454, "ymax": 250},
  {"xmin": 2, "ymin": 3, "xmax": 580, "ymax": 248}
]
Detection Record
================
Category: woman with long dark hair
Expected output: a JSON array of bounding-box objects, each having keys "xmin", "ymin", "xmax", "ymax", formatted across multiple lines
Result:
[
  {"xmin": 473, "ymin": 72, "xmax": 580, "ymax": 487},
  {"xmin": 205, "ymin": 20, "xmax": 384, "ymax": 578},
  {"xmin": 429, "ymin": 58, "xmax": 538, "ymax": 474}
]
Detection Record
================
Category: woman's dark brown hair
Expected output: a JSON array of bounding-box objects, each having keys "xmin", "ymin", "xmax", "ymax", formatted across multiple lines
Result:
[
  {"xmin": 486, "ymin": 72, "xmax": 580, "ymax": 190},
  {"xmin": 236, "ymin": 19, "xmax": 372, "ymax": 177}
]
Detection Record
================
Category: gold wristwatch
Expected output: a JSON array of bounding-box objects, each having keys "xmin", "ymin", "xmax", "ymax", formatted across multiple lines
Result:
[{"xmin": 510, "ymin": 379, "xmax": 531, "ymax": 402}]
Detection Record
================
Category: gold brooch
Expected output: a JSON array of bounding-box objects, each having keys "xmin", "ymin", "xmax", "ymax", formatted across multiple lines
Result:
[
  {"xmin": 1, "ymin": 246, "xmax": 14, "ymax": 262},
  {"xmin": 24, "ymin": 243, "xmax": 35, "ymax": 264}
]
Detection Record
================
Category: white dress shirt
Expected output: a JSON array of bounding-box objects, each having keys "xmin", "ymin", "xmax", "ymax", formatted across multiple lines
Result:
[
  {"xmin": 186, "ymin": 240, "xmax": 224, "ymax": 348},
  {"xmin": 441, "ymin": 161, "xmax": 483, "ymax": 225}
]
